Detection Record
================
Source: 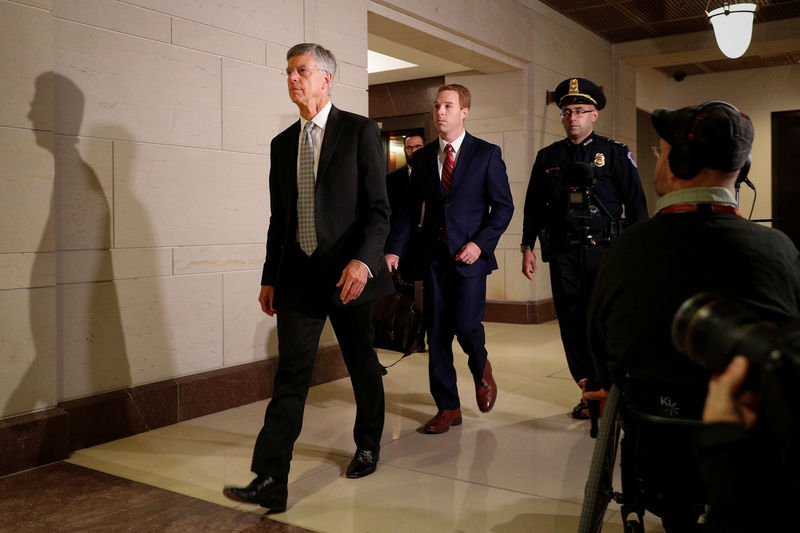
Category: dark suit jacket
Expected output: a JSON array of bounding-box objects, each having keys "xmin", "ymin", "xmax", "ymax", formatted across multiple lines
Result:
[
  {"xmin": 261, "ymin": 105, "xmax": 393, "ymax": 307},
  {"xmin": 386, "ymin": 132, "xmax": 514, "ymax": 279},
  {"xmin": 386, "ymin": 164, "xmax": 410, "ymax": 217}
]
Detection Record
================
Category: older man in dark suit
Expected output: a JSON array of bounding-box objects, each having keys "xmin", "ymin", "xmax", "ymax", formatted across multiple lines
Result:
[
  {"xmin": 223, "ymin": 43, "xmax": 393, "ymax": 512},
  {"xmin": 386, "ymin": 84, "xmax": 514, "ymax": 433}
]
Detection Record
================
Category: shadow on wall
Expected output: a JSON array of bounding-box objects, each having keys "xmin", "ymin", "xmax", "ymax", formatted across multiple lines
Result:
[
  {"xmin": 7, "ymin": 72, "xmax": 165, "ymax": 458},
  {"xmin": 94, "ymin": 120, "xmax": 172, "ymax": 410}
]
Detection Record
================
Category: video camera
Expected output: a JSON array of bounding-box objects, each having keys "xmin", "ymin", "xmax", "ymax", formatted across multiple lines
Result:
[
  {"xmin": 672, "ymin": 293, "xmax": 800, "ymax": 471},
  {"xmin": 563, "ymin": 162, "xmax": 623, "ymax": 249}
]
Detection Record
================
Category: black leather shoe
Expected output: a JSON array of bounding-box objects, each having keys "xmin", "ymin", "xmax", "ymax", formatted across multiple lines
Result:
[
  {"xmin": 222, "ymin": 475, "xmax": 288, "ymax": 512},
  {"xmin": 346, "ymin": 448, "xmax": 379, "ymax": 479}
]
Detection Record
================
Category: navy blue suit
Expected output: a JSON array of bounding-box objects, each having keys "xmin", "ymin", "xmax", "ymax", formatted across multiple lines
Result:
[{"xmin": 387, "ymin": 133, "xmax": 513, "ymax": 411}]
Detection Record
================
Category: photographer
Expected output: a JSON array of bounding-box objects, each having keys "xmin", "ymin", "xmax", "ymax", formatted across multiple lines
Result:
[
  {"xmin": 695, "ymin": 339, "xmax": 799, "ymax": 531},
  {"xmin": 587, "ymin": 101, "xmax": 800, "ymax": 531},
  {"xmin": 521, "ymin": 77, "xmax": 648, "ymax": 418}
]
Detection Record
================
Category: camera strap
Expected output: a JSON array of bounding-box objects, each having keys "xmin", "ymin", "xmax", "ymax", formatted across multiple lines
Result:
[{"xmin": 657, "ymin": 203, "xmax": 740, "ymax": 216}]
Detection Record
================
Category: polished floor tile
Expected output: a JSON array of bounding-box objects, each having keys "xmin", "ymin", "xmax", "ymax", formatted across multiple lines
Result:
[
  {"xmin": 0, "ymin": 462, "xmax": 311, "ymax": 533},
  {"xmin": 65, "ymin": 321, "xmax": 667, "ymax": 532}
]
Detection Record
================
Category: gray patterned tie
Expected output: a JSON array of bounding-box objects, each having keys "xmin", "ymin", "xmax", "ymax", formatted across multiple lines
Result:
[{"xmin": 297, "ymin": 120, "xmax": 317, "ymax": 255}]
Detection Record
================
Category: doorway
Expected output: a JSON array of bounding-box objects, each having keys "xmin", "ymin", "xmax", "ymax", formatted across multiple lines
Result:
[
  {"xmin": 370, "ymin": 76, "xmax": 443, "ymax": 173},
  {"xmin": 771, "ymin": 110, "xmax": 800, "ymax": 248}
]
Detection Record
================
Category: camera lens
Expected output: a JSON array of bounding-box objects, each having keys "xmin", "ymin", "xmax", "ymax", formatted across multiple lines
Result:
[{"xmin": 672, "ymin": 293, "xmax": 778, "ymax": 373}]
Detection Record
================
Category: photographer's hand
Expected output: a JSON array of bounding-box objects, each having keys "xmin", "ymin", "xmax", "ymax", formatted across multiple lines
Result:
[{"xmin": 703, "ymin": 355, "xmax": 759, "ymax": 430}]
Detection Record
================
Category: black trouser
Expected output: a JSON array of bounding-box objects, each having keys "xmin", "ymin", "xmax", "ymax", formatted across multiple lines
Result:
[
  {"xmin": 548, "ymin": 246, "xmax": 606, "ymax": 383},
  {"xmin": 251, "ymin": 244, "xmax": 385, "ymax": 482}
]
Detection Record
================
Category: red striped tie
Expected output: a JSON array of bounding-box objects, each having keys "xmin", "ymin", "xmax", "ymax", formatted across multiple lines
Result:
[{"xmin": 442, "ymin": 143, "xmax": 454, "ymax": 195}]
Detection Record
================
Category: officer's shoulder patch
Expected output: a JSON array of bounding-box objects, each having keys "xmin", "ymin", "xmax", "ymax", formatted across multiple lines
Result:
[{"xmin": 627, "ymin": 150, "xmax": 637, "ymax": 168}]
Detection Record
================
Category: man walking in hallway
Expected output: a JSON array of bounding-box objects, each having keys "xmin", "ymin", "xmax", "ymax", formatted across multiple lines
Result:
[
  {"xmin": 223, "ymin": 42, "xmax": 393, "ymax": 512},
  {"xmin": 520, "ymin": 77, "xmax": 648, "ymax": 419},
  {"xmin": 385, "ymin": 84, "xmax": 514, "ymax": 434}
]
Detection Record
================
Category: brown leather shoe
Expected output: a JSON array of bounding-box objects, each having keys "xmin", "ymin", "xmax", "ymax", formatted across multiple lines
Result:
[
  {"xmin": 423, "ymin": 408, "xmax": 462, "ymax": 434},
  {"xmin": 475, "ymin": 360, "xmax": 497, "ymax": 412}
]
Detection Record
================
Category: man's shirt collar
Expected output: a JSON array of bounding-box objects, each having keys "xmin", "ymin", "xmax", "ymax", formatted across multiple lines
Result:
[
  {"xmin": 655, "ymin": 187, "xmax": 737, "ymax": 213},
  {"xmin": 439, "ymin": 130, "xmax": 466, "ymax": 154},
  {"xmin": 300, "ymin": 100, "xmax": 332, "ymax": 132}
]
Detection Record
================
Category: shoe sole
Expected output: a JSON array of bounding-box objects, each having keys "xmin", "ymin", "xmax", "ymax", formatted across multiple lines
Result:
[
  {"xmin": 423, "ymin": 417, "xmax": 463, "ymax": 434},
  {"xmin": 222, "ymin": 487, "xmax": 287, "ymax": 512},
  {"xmin": 345, "ymin": 465, "xmax": 377, "ymax": 479},
  {"xmin": 478, "ymin": 398, "xmax": 496, "ymax": 413}
]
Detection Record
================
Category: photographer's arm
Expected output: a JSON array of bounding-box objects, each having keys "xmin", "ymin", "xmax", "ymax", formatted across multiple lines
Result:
[{"xmin": 698, "ymin": 356, "xmax": 762, "ymax": 533}]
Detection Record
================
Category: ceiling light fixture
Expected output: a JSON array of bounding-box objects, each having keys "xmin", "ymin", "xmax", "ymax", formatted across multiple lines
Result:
[
  {"xmin": 706, "ymin": 1, "xmax": 758, "ymax": 59},
  {"xmin": 367, "ymin": 50, "xmax": 417, "ymax": 74}
]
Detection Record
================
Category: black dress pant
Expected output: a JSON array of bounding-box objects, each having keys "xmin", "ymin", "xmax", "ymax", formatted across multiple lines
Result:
[
  {"xmin": 250, "ymin": 244, "xmax": 385, "ymax": 483},
  {"xmin": 548, "ymin": 245, "xmax": 606, "ymax": 383}
]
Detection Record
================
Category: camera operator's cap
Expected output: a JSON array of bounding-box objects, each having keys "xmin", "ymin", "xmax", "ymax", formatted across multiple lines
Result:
[
  {"xmin": 652, "ymin": 101, "xmax": 754, "ymax": 171},
  {"xmin": 554, "ymin": 78, "xmax": 606, "ymax": 110}
]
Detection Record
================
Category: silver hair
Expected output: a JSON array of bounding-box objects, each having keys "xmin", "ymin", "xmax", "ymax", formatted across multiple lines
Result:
[{"xmin": 287, "ymin": 43, "xmax": 337, "ymax": 78}]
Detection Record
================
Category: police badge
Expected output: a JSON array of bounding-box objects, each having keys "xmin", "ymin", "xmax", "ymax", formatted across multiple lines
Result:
[{"xmin": 593, "ymin": 153, "xmax": 606, "ymax": 167}]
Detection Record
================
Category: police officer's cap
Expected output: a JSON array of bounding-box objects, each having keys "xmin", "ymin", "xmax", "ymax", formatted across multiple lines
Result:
[{"xmin": 554, "ymin": 78, "xmax": 606, "ymax": 110}]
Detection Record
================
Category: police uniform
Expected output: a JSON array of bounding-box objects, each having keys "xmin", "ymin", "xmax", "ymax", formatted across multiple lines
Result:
[{"xmin": 521, "ymin": 78, "xmax": 648, "ymax": 397}]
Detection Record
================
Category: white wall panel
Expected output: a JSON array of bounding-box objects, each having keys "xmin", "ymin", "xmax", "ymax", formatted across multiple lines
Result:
[{"xmin": 113, "ymin": 141, "xmax": 267, "ymax": 248}]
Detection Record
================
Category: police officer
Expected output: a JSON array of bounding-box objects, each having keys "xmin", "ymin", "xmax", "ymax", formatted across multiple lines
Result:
[{"xmin": 520, "ymin": 77, "xmax": 648, "ymax": 419}]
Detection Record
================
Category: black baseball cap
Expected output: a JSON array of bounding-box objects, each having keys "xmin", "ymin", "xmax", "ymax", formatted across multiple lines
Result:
[{"xmin": 652, "ymin": 101, "xmax": 754, "ymax": 171}]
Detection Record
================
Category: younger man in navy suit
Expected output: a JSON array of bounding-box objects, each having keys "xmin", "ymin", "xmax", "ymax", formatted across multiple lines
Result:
[{"xmin": 385, "ymin": 84, "xmax": 514, "ymax": 433}]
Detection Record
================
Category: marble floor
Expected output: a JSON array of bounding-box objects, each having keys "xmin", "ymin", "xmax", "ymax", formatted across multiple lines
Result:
[{"xmin": 32, "ymin": 321, "xmax": 668, "ymax": 532}]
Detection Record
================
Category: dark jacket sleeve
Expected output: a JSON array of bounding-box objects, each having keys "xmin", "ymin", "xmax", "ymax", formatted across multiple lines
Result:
[
  {"xmin": 385, "ymin": 147, "xmax": 427, "ymax": 259},
  {"xmin": 469, "ymin": 143, "xmax": 514, "ymax": 256},
  {"xmin": 695, "ymin": 423, "xmax": 761, "ymax": 533},
  {"xmin": 261, "ymin": 133, "xmax": 290, "ymax": 286},
  {"xmin": 521, "ymin": 149, "xmax": 547, "ymax": 248},
  {"xmin": 352, "ymin": 117, "xmax": 392, "ymax": 274}
]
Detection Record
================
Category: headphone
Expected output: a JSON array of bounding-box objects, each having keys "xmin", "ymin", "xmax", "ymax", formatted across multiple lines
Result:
[{"xmin": 668, "ymin": 100, "xmax": 748, "ymax": 181}]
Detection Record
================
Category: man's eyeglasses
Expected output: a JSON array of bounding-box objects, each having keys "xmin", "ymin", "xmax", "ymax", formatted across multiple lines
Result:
[
  {"xmin": 404, "ymin": 144, "xmax": 424, "ymax": 151},
  {"xmin": 560, "ymin": 108, "xmax": 594, "ymax": 119},
  {"xmin": 283, "ymin": 66, "xmax": 323, "ymax": 78}
]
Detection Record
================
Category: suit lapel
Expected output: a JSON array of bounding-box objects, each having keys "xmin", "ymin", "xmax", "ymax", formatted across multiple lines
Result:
[
  {"xmin": 282, "ymin": 121, "xmax": 301, "ymax": 206},
  {"xmin": 317, "ymin": 105, "xmax": 342, "ymax": 188},
  {"xmin": 425, "ymin": 142, "xmax": 445, "ymax": 199}
]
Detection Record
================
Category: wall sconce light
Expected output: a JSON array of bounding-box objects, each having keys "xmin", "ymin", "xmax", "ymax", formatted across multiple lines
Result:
[{"xmin": 706, "ymin": 1, "xmax": 758, "ymax": 59}]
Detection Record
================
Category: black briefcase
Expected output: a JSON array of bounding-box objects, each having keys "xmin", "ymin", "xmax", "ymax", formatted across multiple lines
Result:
[{"xmin": 373, "ymin": 274, "xmax": 425, "ymax": 357}]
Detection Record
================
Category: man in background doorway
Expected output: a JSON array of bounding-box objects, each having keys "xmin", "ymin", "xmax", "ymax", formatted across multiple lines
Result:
[{"xmin": 386, "ymin": 134, "xmax": 425, "ymax": 218}]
